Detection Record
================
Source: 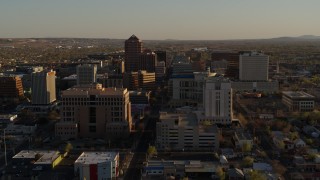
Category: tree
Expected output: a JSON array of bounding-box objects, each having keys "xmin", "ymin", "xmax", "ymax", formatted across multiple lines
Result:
[
  {"xmin": 242, "ymin": 156, "xmax": 254, "ymax": 167},
  {"xmin": 147, "ymin": 146, "xmax": 157, "ymax": 158},
  {"xmin": 215, "ymin": 166, "xmax": 225, "ymax": 180},
  {"xmin": 278, "ymin": 141, "xmax": 285, "ymax": 150},
  {"xmin": 272, "ymin": 160, "xmax": 287, "ymax": 175},
  {"xmin": 65, "ymin": 142, "xmax": 73, "ymax": 153},
  {"xmin": 242, "ymin": 142, "xmax": 252, "ymax": 152},
  {"xmin": 306, "ymin": 138, "xmax": 313, "ymax": 145},
  {"xmin": 248, "ymin": 170, "xmax": 267, "ymax": 180},
  {"xmin": 288, "ymin": 131, "xmax": 299, "ymax": 141}
]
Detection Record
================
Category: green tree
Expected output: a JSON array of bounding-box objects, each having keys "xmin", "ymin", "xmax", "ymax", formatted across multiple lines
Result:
[
  {"xmin": 242, "ymin": 142, "xmax": 252, "ymax": 152},
  {"xmin": 242, "ymin": 156, "xmax": 254, "ymax": 167},
  {"xmin": 147, "ymin": 146, "xmax": 157, "ymax": 158},
  {"xmin": 306, "ymin": 138, "xmax": 313, "ymax": 145},
  {"xmin": 248, "ymin": 170, "xmax": 267, "ymax": 180},
  {"xmin": 278, "ymin": 141, "xmax": 285, "ymax": 150},
  {"xmin": 288, "ymin": 131, "xmax": 299, "ymax": 140},
  {"xmin": 65, "ymin": 142, "xmax": 73, "ymax": 153}
]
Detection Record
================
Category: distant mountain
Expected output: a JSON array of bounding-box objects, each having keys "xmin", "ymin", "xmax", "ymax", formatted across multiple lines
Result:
[
  {"xmin": 270, "ymin": 35, "xmax": 320, "ymax": 41},
  {"xmin": 297, "ymin": 35, "xmax": 320, "ymax": 39}
]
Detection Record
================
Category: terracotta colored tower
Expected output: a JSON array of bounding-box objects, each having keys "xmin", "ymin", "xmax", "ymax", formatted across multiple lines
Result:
[{"xmin": 125, "ymin": 35, "xmax": 142, "ymax": 72}]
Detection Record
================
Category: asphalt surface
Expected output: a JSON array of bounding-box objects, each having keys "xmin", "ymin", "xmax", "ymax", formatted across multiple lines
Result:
[{"xmin": 124, "ymin": 112, "xmax": 157, "ymax": 180}]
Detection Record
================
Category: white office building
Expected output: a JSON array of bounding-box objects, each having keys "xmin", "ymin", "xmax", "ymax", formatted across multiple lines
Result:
[
  {"xmin": 156, "ymin": 111, "xmax": 219, "ymax": 151},
  {"xmin": 199, "ymin": 77, "xmax": 232, "ymax": 125}
]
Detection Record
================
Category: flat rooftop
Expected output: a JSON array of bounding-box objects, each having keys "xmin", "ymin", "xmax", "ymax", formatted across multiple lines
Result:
[
  {"xmin": 282, "ymin": 91, "xmax": 315, "ymax": 99},
  {"xmin": 62, "ymin": 83, "xmax": 127, "ymax": 96},
  {"xmin": 75, "ymin": 152, "xmax": 118, "ymax": 164},
  {"xmin": 159, "ymin": 112, "xmax": 197, "ymax": 127},
  {"xmin": 13, "ymin": 150, "xmax": 61, "ymax": 164}
]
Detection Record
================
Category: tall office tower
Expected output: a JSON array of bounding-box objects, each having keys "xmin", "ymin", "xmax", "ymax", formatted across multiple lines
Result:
[
  {"xmin": 155, "ymin": 61, "xmax": 166, "ymax": 84},
  {"xmin": 76, "ymin": 64, "xmax": 97, "ymax": 85},
  {"xmin": 154, "ymin": 50, "xmax": 167, "ymax": 64},
  {"xmin": 125, "ymin": 35, "xmax": 142, "ymax": 72},
  {"xmin": 0, "ymin": 76, "xmax": 24, "ymax": 99},
  {"xmin": 139, "ymin": 50, "xmax": 156, "ymax": 72},
  {"xmin": 239, "ymin": 51, "xmax": 269, "ymax": 81},
  {"xmin": 211, "ymin": 51, "xmax": 240, "ymax": 79},
  {"xmin": 31, "ymin": 70, "xmax": 56, "ymax": 105},
  {"xmin": 203, "ymin": 77, "xmax": 232, "ymax": 125},
  {"xmin": 55, "ymin": 83, "xmax": 132, "ymax": 140}
]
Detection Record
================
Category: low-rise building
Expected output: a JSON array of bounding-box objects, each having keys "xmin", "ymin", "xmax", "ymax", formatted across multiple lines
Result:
[
  {"xmin": 74, "ymin": 152, "xmax": 119, "ymax": 180},
  {"xmin": 156, "ymin": 111, "xmax": 219, "ymax": 151},
  {"xmin": 5, "ymin": 123, "xmax": 37, "ymax": 135},
  {"xmin": 143, "ymin": 160, "xmax": 218, "ymax": 179},
  {"xmin": 282, "ymin": 91, "xmax": 315, "ymax": 112},
  {"xmin": 12, "ymin": 150, "xmax": 63, "ymax": 170}
]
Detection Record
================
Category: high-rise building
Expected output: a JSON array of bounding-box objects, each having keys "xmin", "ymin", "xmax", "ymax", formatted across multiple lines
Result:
[
  {"xmin": 55, "ymin": 83, "xmax": 132, "ymax": 140},
  {"xmin": 76, "ymin": 64, "xmax": 97, "ymax": 85},
  {"xmin": 31, "ymin": 70, "xmax": 56, "ymax": 105},
  {"xmin": 155, "ymin": 61, "xmax": 166, "ymax": 84},
  {"xmin": 125, "ymin": 35, "xmax": 142, "ymax": 72},
  {"xmin": 201, "ymin": 77, "xmax": 232, "ymax": 125},
  {"xmin": 211, "ymin": 51, "xmax": 240, "ymax": 79},
  {"xmin": 169, "ymin": 71, "xmax": 215, "ymax": 107},
  {"xmin": 0, "ymin": 76, "xmax": 24, "ymax": 99},
  {"xmin": 239, "ymin": 51, "xmax": 269, "ymax": 81},
  {"xmin": 139, "ymin": 50, "xmax": 156, "ymax": 72},
  {"xmin": 154, "ymin": 50, "xmax": 167, "ymax": 64}
]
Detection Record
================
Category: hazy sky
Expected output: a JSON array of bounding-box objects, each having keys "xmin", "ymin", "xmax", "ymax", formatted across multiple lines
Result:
[{"xmin": 1, "ymin": 0, "xmax": 319, "ymax": 40}]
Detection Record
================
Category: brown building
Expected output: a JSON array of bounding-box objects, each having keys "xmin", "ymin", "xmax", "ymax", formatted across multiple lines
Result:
[
  {"xmin": 55, "ymin": 83, "xmax": 132, "ymax": 140},
  {"xmin": 211, "ymin": 51, "xmax": 240, "ymax": 79},
  {"xmin": 139, "ymin": 50, "xmax": 156, "ymax": 72},
  {"xmin": 124, "ymin": 71, "xmax": 155, "ymax": 91},
  {"xmin": 125, "ymin": 35, "xmax": 142, "ymax": 72},
  {"xmin": 0, "ymin": 76, "xmax": 24, "ymax": 99}
]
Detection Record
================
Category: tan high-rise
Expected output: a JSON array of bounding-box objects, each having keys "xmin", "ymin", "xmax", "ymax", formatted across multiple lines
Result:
[{"xmin": 55, "ymin": 84, "xmax": 132, "ymax": 140}]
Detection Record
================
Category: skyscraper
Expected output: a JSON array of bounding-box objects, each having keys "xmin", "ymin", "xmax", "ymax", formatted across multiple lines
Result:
[
  {"xmin": 31, "ymin": 70, "xmax": 56, "ymax": 105},
  {"xmin": 139, "ymin": 50, "xmax": 156, "ymax": 72},
  {"xmin": 125, "ymin": 35, "xmax": 142, "ymax": 72},
  {"xmin": 211, "ymin": 51, "xmax": 240, "ymax": 79},
  {"xmin": 76, "ymin": 64, "xmax": 97, "ymax": 85}
]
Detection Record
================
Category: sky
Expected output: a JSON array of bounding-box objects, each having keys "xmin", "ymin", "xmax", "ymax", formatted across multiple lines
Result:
[{"xmin": 0, "ymin": 0, "xmax": 319, "ymax": 40}]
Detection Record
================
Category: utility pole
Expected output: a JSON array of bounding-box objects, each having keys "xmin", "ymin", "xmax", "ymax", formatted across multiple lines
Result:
[{"xmin": 4, "ymin": 129, "xmax": 7, "ymax": 166}]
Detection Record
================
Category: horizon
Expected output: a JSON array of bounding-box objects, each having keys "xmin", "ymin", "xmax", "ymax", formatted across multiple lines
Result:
[
  {"xmin": 1, "ymin": 1, "xmax": 320, "ymax": 40},
  {"xmin": 1, "ymin": 34, "xmax": 320, "ymax": 41}
]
